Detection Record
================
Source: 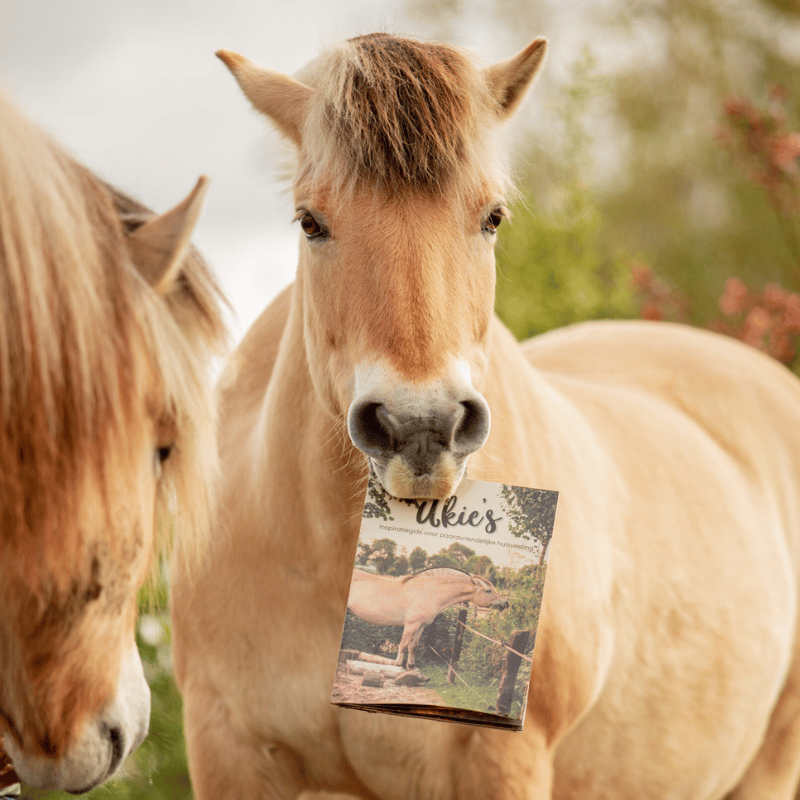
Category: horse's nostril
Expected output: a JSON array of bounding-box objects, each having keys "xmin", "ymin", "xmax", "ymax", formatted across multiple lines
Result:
[
  {"xmin": 105, "ymin": 724, "xmax": 125, "ymax": 777},
  {"xmin": 349, "ymin": 393, "xmax": 490, "ymax": 464},
  {"xmin": 348, "ymin": 400, "xmax": 394, "ymax": 458},
  {"xmin": 453, "ymin": 398, "xmax": 490, "ymax": 455}
]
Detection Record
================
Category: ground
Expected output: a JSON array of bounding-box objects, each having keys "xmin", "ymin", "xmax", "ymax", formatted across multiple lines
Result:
[{"xmin": 330, "ymin": 663, "xmax": 448, "ymax": 706}]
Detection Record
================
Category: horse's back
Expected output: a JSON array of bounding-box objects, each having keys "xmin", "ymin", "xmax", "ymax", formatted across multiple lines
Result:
[
  {"xmin": 522, "ymin": 319, "xmax": 800, "ymax": 544},
  {"xmin": 523, "ymin": 318, "xmax": 798, "ymax": 397},
  {"xmin": 523, "ymin": 318, "xmax": 797, "ymax": 393},
  {"xmin": 216, "ymin": 282, "xmax": 293, "ymax": 447}
]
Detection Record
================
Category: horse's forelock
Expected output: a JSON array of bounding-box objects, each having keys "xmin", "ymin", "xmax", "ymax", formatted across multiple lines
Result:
[{"xmin": 297, "ymin": 33, "xmax": 506, "ymax": 199}]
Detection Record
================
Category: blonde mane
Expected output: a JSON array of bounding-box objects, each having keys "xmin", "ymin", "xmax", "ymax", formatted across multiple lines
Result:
[
  {"xmin": 0, "ymin": 90, "xmax": 227, "ymax": 588},
  {"xmin": 295, "ymin": 33, "xmax": 508, "ymax": 198},
  {"xmin": 399, "ymin": 567, "xmax": 473, "ymax": 584}
]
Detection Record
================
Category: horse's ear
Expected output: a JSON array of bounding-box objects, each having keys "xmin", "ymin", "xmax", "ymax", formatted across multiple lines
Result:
[
  {"xmin": 216, "ymin": 50, "xmax": 313, "ymax": 147},
  {"xmin": 483, "ymin": 37, "xmax": 547, "ymax": 120},
  {"xmin": 128, "ymin": 176, "xmax": 209, "ymax": 295}
]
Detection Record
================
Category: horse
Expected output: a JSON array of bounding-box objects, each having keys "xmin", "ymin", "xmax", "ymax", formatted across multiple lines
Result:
[
  {"xmin": 171, "ymin": 32, "xmax": 800, "ymax": 800},
  {"xmin": 348, "ymin": 568, "xmax": 509, "ymax": 668},
  {"xmin": 0, "ymin": 89, "xmax": 226, "ymax": 793}
]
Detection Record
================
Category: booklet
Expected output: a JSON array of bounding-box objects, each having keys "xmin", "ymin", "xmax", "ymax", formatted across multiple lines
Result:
[{"xmin": 331, "ymin": 474, "xmax": 558, "ymax": 731}]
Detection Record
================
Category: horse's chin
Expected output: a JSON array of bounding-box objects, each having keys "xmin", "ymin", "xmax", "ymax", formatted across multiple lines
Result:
[{"xmin": 375, "ymin": 453, "xmax": 464, "ymax": 500}]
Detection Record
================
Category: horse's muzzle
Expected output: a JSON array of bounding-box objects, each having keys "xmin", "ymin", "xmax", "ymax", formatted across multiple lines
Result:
[
  {"xmin": 347, "ymin": 363, "xmax": 491, "ymax": 499},
  {"xmin": 349, "ymin": 398, "xmax": 489, "ymax": 472}
]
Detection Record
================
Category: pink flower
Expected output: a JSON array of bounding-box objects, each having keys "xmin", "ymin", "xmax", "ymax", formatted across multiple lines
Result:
[
  {"xmin": 719, "ymin": 277, "xmax": 749, "ymax": 316},
  {"xmin": 743, "ymin": 306, "xmax": 772, "ymax": 347},
  {"xmin": 641, "ymin": 301, "xmax": 662, "ymax": 321},
  {"xmin": 631, "ymin": 260, "xmax": 652, "ymax": 292},
  {"xmin": 763, "ymin": 282, "xmax": 788, "ymax": 310},
  {"xmin": 772, "ymin": 133, "xmax": 800, "ymax": 176}
]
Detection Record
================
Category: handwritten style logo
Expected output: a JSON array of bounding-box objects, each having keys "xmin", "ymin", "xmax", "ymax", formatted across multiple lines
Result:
[{"xmin": 415, "ymin": 496, "xmax": 502, "ymax": 534}]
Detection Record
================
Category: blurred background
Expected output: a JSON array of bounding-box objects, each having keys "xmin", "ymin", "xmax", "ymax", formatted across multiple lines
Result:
[{"xmin": 2, "ymin": 0, "xmax": 799, "ymax": 796}]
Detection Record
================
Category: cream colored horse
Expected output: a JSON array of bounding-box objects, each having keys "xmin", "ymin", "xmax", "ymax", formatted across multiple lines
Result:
[
  {"xmin": 172, "ymin": 32, "xmax": 800, "ymax": 800},
  {"xmin": 0, "ymin": 90, "xmax": 225, "ymax": 792},
  {"xmin": 348, "ymin": 568, "xmax": 509, "ymax": 667}
]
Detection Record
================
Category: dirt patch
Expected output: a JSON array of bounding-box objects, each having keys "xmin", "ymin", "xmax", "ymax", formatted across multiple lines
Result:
[{"xmin": 331, "ymin": 663, "xmax": 448, "ymax": 706}]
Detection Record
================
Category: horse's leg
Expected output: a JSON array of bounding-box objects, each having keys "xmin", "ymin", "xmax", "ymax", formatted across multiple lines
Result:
[
  {"xmin": 406, "ymin": 624, "xmax": 428, "ymax": 669},
  {"xmin": 395, "ymin": 625, "xmax": 416, "ymax": 668},
  {"xmin": 725, "ymin": 663, "xmax": 800, "ymax": 800},
  {"xmin": 182, "ymin": 682, "xmax": 306, "ymax": 800}
]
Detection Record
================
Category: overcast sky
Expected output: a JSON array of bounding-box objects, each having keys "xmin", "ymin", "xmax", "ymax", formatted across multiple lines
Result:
[{"xmin": 0, "ymin": 0, "xmax": 565, "ymax": 342}]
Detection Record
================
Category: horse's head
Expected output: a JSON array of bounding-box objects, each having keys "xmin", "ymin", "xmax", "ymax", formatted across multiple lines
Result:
[
  {"xmin": 0, "ymin": 95, "xmax": 224, "ymax": 792},
  {"xmin": 470, "ymin": 575, "xmax": 510, "ymax": 611},
  {"xmin": 218, "ymin": 33, "xmax": 546, "ymax": 499}
]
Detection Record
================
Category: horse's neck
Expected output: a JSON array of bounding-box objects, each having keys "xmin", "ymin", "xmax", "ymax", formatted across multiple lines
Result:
[
  {"xmin": 244, "ymin": 288, "xmax": 366, "ymax": 581},
  {"xmin": 421, "ymin": 575, "xmax": 475, "ymax": 606},
  {"xmin": 465, "ymin": 317, "xmax": 604, "ymax": 498}
]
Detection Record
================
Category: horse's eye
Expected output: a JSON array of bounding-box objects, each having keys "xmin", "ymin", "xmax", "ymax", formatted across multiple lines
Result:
[
  {"xmin": 482, "ymin": 207, "xmax": 505, "ymax": 235},
  {"xmin": 153, "ymin": 445, "xmax": 173, "ymax": 478},
  {"xmin": 297, "ymin": 211, "xmax": 328, "ymax": 241}
]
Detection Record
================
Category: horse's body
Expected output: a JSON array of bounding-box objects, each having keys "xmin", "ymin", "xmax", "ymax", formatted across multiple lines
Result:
[
  {"xmin": 0, "ymin": 90, "xmax": 225, "ymax": 791},
  {"xmin": 348, "ymin": 568, "xmax": 509, "ymax": 667},
  {"xmin": 173, "ymin": 33, "xmax": 800, "ymax": 800}
]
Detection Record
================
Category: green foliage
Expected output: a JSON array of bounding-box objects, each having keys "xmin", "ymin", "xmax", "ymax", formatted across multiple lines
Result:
[
  {"xmin": 456, "ymin": 567, "xmax": 544, "ymax": 687},
  {"xmin": 490, "ymin": 0, "xmax": 800, "ymax": 358},
  {"xmin": 388, "ymin": 554, "xmax": 409, "ymax": 576},
  {"xmin": 495, "ymin": 50, "xmax": 638, "ymax": 341},
  {"xmin": 419, "ymin": 606, "xmax": 461, "ymax": 666},
  {"xmin": 495, "ymin": 183, "xmax": 637, "ymax": 341},
  {"xmin": 340, "ymin": 609, "xmax": 403, "ymax": 658},
  {"xmin": 426, "ymin": 552, "xmax": 461, "ymax": 570},
  {"xmin": 409, "ymin": 546, "xmax": 428, "ymax": 572},
  {"xmin": 363, "ymin": 478, "xmax": 394, "ymax": 521},
  {"xmin": 594, "ymin": 0, "xmax": 800, "ymax": 326},
  {"xmin": 368, "ymin": 538, "xmax": 397, "ymax": 574},
  {"xmin": 442, "ymin": 542, "xmax": 475, "ymax": 565},
  {"xmin": 417, "ymin": 566, "xmax": 546, "ymax": 719},
  {"xmin": 465, "ymin": 554, "xmax": 495, "ymax": 581},
  {"xmin": 356, "ymin": 541, "xmax": 373, "ymax": 566},
  {"xmin": 498, "ymin": 487, "xmax": 558, "ymax": 565}
]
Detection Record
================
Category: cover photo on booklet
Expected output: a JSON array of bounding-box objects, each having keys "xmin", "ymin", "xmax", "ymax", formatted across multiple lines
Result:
[{"xmin": 331, "ymin": 475, "xmax": 558, "ymax": 731}]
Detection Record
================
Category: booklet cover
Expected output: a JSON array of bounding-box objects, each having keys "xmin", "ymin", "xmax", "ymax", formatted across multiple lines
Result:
[{"xmin": 331, "ymin": 475, "xmax": 558, "ymax": 731}]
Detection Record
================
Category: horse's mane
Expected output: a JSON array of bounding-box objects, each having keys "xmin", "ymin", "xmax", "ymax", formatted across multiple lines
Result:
[
  {"xmin": 0, "ymin": 89, "xmax": 227, "ymax": 584},
  {"xmin": 296, "ymin": 32, "xmax": 507, "ymax": 198},
  {"xmin": 400, "ymin": 567, "xmax": 474, "ymax": 584}
]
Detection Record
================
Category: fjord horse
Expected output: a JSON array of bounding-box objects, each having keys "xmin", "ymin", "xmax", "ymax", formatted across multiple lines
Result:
[
  {"xmin": 172, "ymin": 33, "xmax": 800, "ymax": 800},
  {"xmin": 0, "ymin": 90, "xmax": 225, "ymax": 792},
  {"xmin": 348, "ymin": 568, "xmax": 509, "ymax": 667}
]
